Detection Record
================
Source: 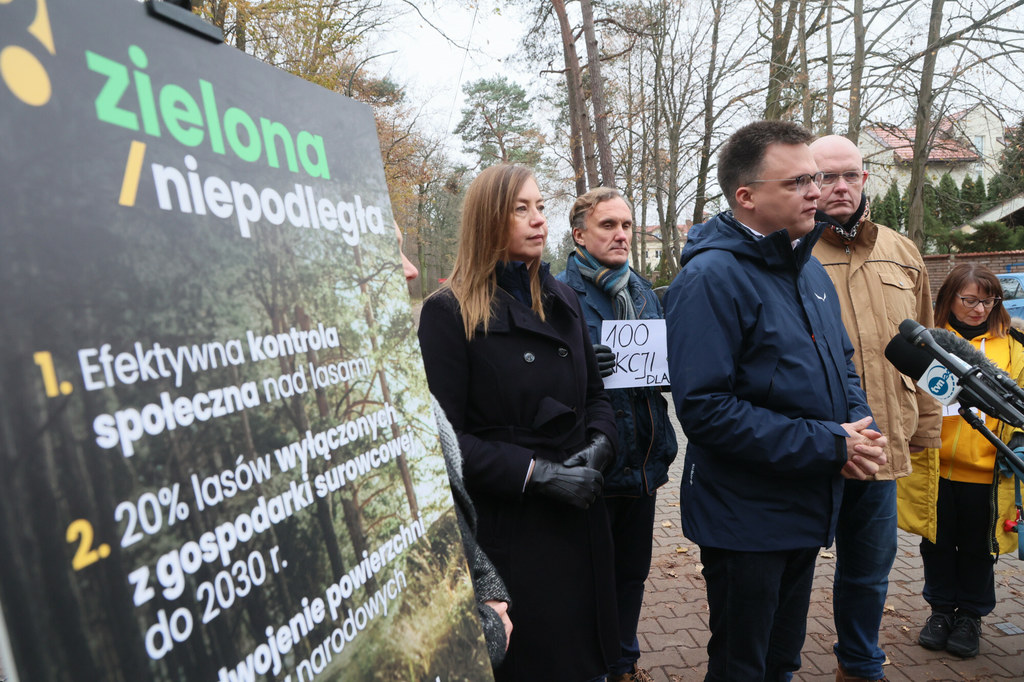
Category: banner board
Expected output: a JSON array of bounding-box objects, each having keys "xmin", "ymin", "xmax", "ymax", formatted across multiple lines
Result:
[{"xmin": 0, "ymin": 2, "xmax": 492, "ymax": 680}]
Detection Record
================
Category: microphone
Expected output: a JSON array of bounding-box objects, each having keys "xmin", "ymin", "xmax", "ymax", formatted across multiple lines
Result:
[
  {"xmin": 929, "ymin": 327, "xmax": 1024, "ymax": 400},
  {"xmin": 897, "ymin": 321, "xmax": 970, "ymax": 374},
  {"xmin": 888, "ymin": 319, "xmax": 1024, "ymax": 427},
  {"xmin": 889, "ymin": 321, "xmax": 1024, "ymax": 496},
  {"xmin": 884, "ymin": 334, "xmax": 962, "ymax": 405},
  {"xmin": 884, "ymin": 334, "xmax": 934, "ymax": 382}
]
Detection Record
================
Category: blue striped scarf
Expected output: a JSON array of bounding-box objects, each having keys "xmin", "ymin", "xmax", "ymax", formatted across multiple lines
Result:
[{"xmin": 573, "ymin": 246, "xmax": 636, "ymax": 320}]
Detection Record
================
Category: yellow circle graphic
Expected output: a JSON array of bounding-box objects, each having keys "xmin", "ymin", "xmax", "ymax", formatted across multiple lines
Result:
[{"xmin": 0, "ymin": 45, "xmax": 51, "ymax": 106}]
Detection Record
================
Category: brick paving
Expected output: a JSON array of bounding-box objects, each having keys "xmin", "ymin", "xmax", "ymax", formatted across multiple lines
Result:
[{"xmin": 639, "ymin": 400, "xmax": 1024, "ymax": 681}]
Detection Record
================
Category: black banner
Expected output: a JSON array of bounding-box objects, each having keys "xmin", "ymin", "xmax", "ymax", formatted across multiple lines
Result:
[{"xmin": 0, "ymin": 1, "xmax": 491, "ymax": 680}]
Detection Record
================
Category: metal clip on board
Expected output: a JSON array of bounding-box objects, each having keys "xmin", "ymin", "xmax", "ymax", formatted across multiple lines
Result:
[{"xmin": 145, "ymin": 0, "xmax": 224, "ymax": 43}]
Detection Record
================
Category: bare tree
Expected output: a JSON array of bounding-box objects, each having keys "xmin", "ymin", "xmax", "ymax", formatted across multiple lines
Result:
[
  {"xmin": 844, "ymin": 0, "xmax": 864, "ymax": 139},
  {"xmin": 904, "ymin": 0, "xmax": 946, "ymax": 247},
  {"xmin": 610, "ymin": 22, "xmax": 655, "ymax": 272},
  {"xmin": 580, "ymin": 0, "xmax": 617, "ymax": 186},
  {"xmin": 763, "ymin": 0, "xmax": 799, "ymax": 119},
  {"xmin": 798, "ymin": 0, "xmax": 813, "ymax": 128},
  {"xmin": 893, "ymin": 0, "xmax": 1024, "ymax": 246},
  {"xmin": 551, "ymin": 0, "xmax": 598, "ymax": 192},
  {"xmin": 691, "ymin": 0, "xmax": 763, "ymax": 224}
]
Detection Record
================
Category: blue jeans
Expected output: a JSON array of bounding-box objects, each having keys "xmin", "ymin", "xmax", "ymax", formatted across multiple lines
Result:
[
  {"xmin": 605, "ymin": 493, "xmax": 658, "ymax": 675},
  {"xmin": 833, "ymin": 479, "xmax": 897, "ymax": 679},
  {"xmin": 701, "ymin": 546, "xmax": 818, "ymax": 681}
]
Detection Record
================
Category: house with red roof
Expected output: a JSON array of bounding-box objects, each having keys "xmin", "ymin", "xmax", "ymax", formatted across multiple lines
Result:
[{"xmin": 859, "ymin": 103, "xmax": 1007, "ymax": 198}]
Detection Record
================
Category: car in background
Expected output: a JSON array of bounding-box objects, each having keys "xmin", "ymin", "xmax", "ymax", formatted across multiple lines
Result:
[{"xmin": 997, "ymin": 273, "xmax": 1024, "ymax": 319}]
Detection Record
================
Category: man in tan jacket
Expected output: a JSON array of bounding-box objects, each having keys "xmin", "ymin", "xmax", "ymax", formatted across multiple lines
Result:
[{"xmin": 811, "ymin": 135, "xmax": 942, "ymax": 682}]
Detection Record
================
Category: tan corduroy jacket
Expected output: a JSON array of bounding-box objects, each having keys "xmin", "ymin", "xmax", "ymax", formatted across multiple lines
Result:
[{"xmin": 813, "ymin": 218, "xmax": 942, "ymax": 480}]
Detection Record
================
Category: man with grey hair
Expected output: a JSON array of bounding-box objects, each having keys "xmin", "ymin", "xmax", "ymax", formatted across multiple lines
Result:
[
  {"xmin": 811, "ymin": 134, "xmax": 940, "ymax": 680},
  {"xmin": 556, "ymin": 187, "xmax": 677, "ymax": 682},
  {"xmin": 665, "ymin": 120, "xmax": 887, "ymax": 680}
]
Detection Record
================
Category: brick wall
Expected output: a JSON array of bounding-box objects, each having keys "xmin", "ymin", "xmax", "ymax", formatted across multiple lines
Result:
[{"xmin": 923, "ymin": 251, "xmax": 1024, "ymax": 299}]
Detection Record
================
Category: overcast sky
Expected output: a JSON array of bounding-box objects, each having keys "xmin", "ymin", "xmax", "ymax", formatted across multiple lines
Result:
[
  {"xmin": 378, "ymin": 1, "xmax": 527, "ymax": 143},
  {"xmin": 374, "ymin": 2, "xmax": 577, "ymax": 238}
]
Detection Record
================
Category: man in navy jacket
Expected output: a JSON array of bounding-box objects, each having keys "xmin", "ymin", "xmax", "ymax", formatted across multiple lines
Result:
[
  {"xmin": 557, "ymin": 188, "xmax": 678, "ymax": 682},
  {"xmin": 664, "ymin": 120, "xmax": 887, "ymax": 680}
]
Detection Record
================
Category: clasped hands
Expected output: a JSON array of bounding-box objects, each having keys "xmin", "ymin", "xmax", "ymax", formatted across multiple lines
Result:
[
  {"xmin": 840, "ymin": 415, "xmax": 888, "ymax": 480},
  {"xmin": 525, "ymin": 433, "xmax": 614, "ymax": 509}
]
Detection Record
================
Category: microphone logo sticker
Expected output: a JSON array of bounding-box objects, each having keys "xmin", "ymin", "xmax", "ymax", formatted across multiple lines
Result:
[
  {"xmin": 929, "ymin": 372, "xmax": 951, "ymax": 394},
  {"xmin": 919, "ymin": 361, "xmax": 962, "ymax": 405}
]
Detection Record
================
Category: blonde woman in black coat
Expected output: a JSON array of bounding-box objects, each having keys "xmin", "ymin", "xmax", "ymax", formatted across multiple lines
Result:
[
  {"xmin": 417, "ymin": 164, "xmax": 619, "ymax": 681},
  {"xmin": 397, "ymin": 223, "xmax": 513, "ymax": 666}
]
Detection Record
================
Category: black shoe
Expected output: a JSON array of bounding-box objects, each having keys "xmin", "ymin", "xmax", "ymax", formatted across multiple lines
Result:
[
  {"xmin": 946, "ymin": 613, "xmax": 981, "ymax": 658},
  {"xmin": 918, "ymin": 611, "xmax": 953, "ymax": 650}
]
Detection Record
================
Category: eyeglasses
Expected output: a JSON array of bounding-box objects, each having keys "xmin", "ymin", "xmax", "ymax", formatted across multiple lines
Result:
[
  {"xmin": 746, "ymin": 172, "xmax": 824, "ymax": 196},
  {"xmin": 958, "ymin": 296, "xmax": 1001, "ymax": 309},
  {"xmin": 820, "ymin": 170, "xmax": 864, "ymax": 186}
]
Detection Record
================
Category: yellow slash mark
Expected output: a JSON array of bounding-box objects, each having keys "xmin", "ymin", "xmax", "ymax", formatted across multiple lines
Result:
[
  {"xmin": 119, "ymin": 140, "xmax": 146, "ymax": 206},
  {"xmin": 28, "ymin": 0, "xmax": 56, "ymax": 55}
]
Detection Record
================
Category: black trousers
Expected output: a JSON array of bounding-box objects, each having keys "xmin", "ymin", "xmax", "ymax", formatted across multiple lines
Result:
[
  {"xmin": 699, "ymin": 545, "xmax": 819, "ymax": 681},
  {"xmin": 920, "ymin": 477, "xmax": 997, "ymax": 618},
  {"xmin": 605, "ymin": 493, "xmax": 658, "ymax": 674}
]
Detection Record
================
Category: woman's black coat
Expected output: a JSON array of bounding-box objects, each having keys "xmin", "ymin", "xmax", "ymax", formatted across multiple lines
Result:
[{"xmin": 418, "ymin": 275, "xmax": 619, "ymax": 682}]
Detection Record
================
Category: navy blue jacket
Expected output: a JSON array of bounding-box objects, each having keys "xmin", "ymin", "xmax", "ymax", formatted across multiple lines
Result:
[
  {"xmin": 557, "ymin": 258, "xmax": 678, "ymax": 496},
  {"xmin": 665, "ymin": 212, "xmax": 873, "ymax": 551}
]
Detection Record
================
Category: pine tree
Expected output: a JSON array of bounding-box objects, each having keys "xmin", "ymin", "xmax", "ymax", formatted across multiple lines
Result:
[
  {"xmin": 873, "ymin": 180, "xmax": 905, "ymax": 232},
  {"xmin": 986, "ymin": 120, "xmax": 1024, "ymax": 204},
  {"xmin": 960, "ymin": 221, "xmax": 1014, "ymax": 252},
  {"xmin": 960, "ymin": 174, "xmax": 977, "ymax": 218},
  {"xmin": 989, "ymin": 173, "xmax": 1014, "ymax": 203},
  {"xmin": 974, "ymin": 174, "xmax": 987, "ymax": 212},
  {"xmin": 997, "ymin": 118, "xmax": 1024, "ymax": 193},
  {"xmin": 454, "ymin": 77, "xmax": 544, "ymax": 170},
  {"xmin": 959, "ymin": 174, "xmax": 986, "ymax": 218},
  {"xmin": 915, "ymin": 181, "xmax": 952, "ymax": 253},
  {"xmin": 935, "ymin": 172, "xmax": 963, "ymax": 228}
]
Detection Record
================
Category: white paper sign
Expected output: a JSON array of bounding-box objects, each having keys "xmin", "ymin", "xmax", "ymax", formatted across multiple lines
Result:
[{"xmin": 600, "ymin": 319, "xmax": 671, "ymax": 389}]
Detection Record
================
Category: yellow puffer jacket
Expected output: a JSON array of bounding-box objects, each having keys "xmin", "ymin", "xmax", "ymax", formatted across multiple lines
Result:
[{"xmin": 897, "ymin": 325, "xmax": 1024, "ymax": 555}]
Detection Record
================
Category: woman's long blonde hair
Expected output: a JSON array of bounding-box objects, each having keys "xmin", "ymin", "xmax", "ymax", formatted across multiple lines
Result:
[{"xmin": 441, "ymin": 164, "xmax": 546, "ymax": 339}]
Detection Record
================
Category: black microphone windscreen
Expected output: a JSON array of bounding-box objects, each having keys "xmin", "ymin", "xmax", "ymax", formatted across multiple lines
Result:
[
  {"xmin": 885, "ymin": 333, "xmax": 933, "ymax": 380},
  {"xmin": 929, "ymin": 328, "xmax": 1002, "ymax": 374}
]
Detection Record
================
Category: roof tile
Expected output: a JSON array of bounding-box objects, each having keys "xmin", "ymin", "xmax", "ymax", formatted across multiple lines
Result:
[{"xmin": 866, "ymin": 124, "xmax": 979, "ymax": 163}]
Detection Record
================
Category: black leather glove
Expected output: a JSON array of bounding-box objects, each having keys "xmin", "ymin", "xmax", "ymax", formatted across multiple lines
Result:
[
  {"xmin": 1009, "ymin": 433, "xmax": 1024, "ymax": 452},
  {"xmin": 526, "ymin": 458, "xmax": 603, "ymax": 509},
  {"xmin": 564, "ymin": 432, "xmax": 615, "ymax": 473},
  {"xmin": 593, "ymin": 343, "xmax": 615, "ymax": 378}
]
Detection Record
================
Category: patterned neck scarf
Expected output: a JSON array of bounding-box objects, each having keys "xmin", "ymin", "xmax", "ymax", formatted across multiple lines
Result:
[
  {"xmin": 573, "ymin": 245, "xmax": 636, "ymax": 320},
  {"xmin": 816, "ymin": 194, "xmax": 871, "ymax": 243}
]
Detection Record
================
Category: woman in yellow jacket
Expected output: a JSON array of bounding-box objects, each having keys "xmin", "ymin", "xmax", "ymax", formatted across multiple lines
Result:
[{"xmin": 912, "ymin": 264, "xmax": 1024, "ymax": 659}]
